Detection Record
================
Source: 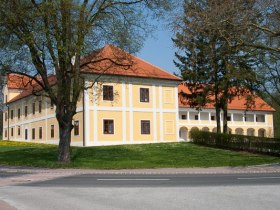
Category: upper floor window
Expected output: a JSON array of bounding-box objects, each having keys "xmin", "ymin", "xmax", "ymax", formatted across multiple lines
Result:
[
  {"xmin": 140, "ymin": 88, "xmax": 149, "ymax": 102},
  {"xmin": 141, "ymin": 120, "xmax": 150, "ymax": 134},
  {"xmin": 211, "ymin": 116, "xmax": 215, "ymax": 121},
  {"xmin": 103, "ymin": 119, "xmax": 114, "ymax": 134},
  {"xmin": 74, "ymin": 121, "xmax": 79, "ymax": 136},
  {"xmin": 181, "ymin": 115, "xmax": 187, "ymax": 120},
  {"xmin": 50, "ymin": 100, "xmax": 54, "ymax": 109},
  {"xmin": 10, "ymin": 110, "xmax": 14, "ymax": 120},
  {"xmin": 5, "ymin": 112, "xmax": 7, "ymax": 122},
  {"xmin": 195, "ymin": 115, "xmax": 199, "ymax": 120},
  {"xmin": 227, "ymin": 116, "xmax": 231, "ymax": 121},
  {"xmin": 18, "ymin": 108, "xmax": 21, "ymax": 119},
  {"xmin": 32, "ymin": 102, "xmax": 35, "ymax": 115},
  {"xmin": 39, "ymin": 100, "xmax": 42, "ymax": 113},
  {"xmin": 25, "ymin": 106, "xmax": 28, "ymax": 117},
  {"xmin": 103, "ymin": 85, "xmax": 113, "ymax": 101}
]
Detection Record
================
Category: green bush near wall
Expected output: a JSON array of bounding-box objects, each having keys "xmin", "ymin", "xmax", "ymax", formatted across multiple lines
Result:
[{"xmin": 190, "ymin": 130, "xmax": 280, "ymax": 156}]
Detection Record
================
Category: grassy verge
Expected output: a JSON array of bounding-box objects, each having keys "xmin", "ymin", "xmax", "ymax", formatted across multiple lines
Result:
[{"xmin": 0, "ymin": 141, "xmax": 279, "ymax": 169}]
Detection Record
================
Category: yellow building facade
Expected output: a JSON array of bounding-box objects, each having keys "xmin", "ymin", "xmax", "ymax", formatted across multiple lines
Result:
[{"xmin": 1, "ymin": 46, "xmax": 275, "ymax": 145}]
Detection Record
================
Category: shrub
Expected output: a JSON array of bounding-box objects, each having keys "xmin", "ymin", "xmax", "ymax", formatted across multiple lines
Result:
[{"xmin": 190, "ymin": 130, "xmax": 280, "ymax": 156}]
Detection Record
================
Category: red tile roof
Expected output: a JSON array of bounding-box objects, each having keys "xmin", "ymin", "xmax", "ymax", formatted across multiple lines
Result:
[
  {"xmin": 178, "ymin": 83, "xmax": 275, "ymax": 112},
  {"xmin": 80, "ymin": 45, "xmax": 182, "ymax": 81},
  {"xmin": 6, "ymin": 45, "xmax": 181, "ymax": 103},
  {"xmin": 6, "ymin": 74, "xmax": 33, "ymax": 90},
  {"xmin": 8, "ymin": 75, "xmax": 57, "ymax": 103}
]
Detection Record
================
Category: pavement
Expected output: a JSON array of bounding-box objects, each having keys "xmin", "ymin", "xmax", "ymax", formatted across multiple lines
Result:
[
  {"xmin": 1, "ymin": 163, "xmax": 280, "ymax": 187},
  {"xmin": 1, "ymin": 164, "xmax": 280, "ymax": 210}
]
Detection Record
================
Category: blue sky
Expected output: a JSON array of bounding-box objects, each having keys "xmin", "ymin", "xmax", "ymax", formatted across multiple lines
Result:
[{"xmin": 137, "ymin": 25, "xmax": 179, "ymax": 76}]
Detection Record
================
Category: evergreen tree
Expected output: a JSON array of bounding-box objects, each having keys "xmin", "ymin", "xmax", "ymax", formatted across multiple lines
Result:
[{"xmin": 173, "ymin": 0, "xmax": 257, "ymax": 133}]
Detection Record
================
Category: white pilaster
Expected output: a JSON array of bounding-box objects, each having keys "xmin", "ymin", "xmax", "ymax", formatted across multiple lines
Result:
[
  {"xmin": 159, "ymin": 86, "xmax": 163, "ymax": 142},
  {"xmin": 174, "ymin": 86, "xmax": 179, "ymax": 142},
  {"xmin": 153, "ymin": 84, "xmax": 157, "ymax": 143},
  {"xmin": 122, "ymin": 82, "xmax": 126, "ymax": 144},
  {"xmin": 129, "ymin": 83, "xmax": 133, "ymax": 144},
  {"xmin": 84, "ymin": 84, "xmax": 90, "ymax": 146},
  {"xmin": 93, "ymin": 83, "xmax": 98, "ymax": 144}
]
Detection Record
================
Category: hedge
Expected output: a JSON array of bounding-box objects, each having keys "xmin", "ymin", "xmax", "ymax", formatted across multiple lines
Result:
[{"xmin": 190, "ymin": 130, "xmax": 280, "ymax": 156}]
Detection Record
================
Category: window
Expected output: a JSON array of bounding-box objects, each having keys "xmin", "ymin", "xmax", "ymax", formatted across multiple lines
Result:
[
  {"xmin": 51, "ymin": 125, "xmax": 54, "ymax": 138},
  {"xmin": 32, "ymin": 102, "xmax": 36, "ymax": 115},
  {"xmin": 211, "ymin": 116, "xmax": 215, "ymax": 121},
  {"xmin": 50, "ymin": 100, "xmax": 54, "ymax": 109},
  {"xmin": 18, "ymin": 126, "xmax": 21, "ymax": 136},
  {"xmin": 11, "ymin": 110, "xmax": 14, "ymax": 120},
  {"xmin": 195, "ymin": 115, "xmax": 199, "ymax": 120},
  {"xmin": 25, "ymin": 129, "xmax": 28, "ymax": 140},
  {"xmin": 5, "ymin": 129, "xmax": 7, "ymax": 138},
  {"xmin": 74, "ymin": 121, "xmax": 79, "ymax": 136},
  {"xmin": 5, "ymin": 95, "xmax": 7, "ymax": 103},
  {"xmin": 11, "ymin": 128, "xmax": 13, "ymax": 137},
  {"xmin": 140, "ymin": 88, "xmax": 149, "ymax": 102},
  {"xmin": 141, "ymin": 120, "xmax": 150, "ymax": 134},
  {"xmin": 103, "ymin": 85, "xmax": 113, "ymax": 101},
  {"xmin": 103, "ymin": 120, "xmax": 114, "ymax": 134},
  {"xmin": 39, "ymin": 127, "xmax": 42, "ymax": 139},
  {"xmin": 227, "ymin": 116, "xmax": 231, "ymax": 121},
  {"xmin": 5, "ymin": 112, "xmax": 7, "ymax": 122},
  {"xmin": 25, "ymin": 106, "xmax": 28, "ymax": 117},
  {"xmin": 39, "ymin": 100, "xmax": 42, "ymax": 113},
  {"xmin": 18, "ymin": 108, "xmax": 21, "ymax": 119},
  {"xmin": 32, "ymin": 128, "xmax": 35, "ymax": 140},
  {"xmin": 181, "ymin": 115, "xmax": 187, "ymax": 120}
]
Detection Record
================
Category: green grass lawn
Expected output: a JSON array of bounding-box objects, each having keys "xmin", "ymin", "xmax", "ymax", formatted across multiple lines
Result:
[{"xmin": 0, "ymin": 140, "xmax": 279, "ymax": 169}]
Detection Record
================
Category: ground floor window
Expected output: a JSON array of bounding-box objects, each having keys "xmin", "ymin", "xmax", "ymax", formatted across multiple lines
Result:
[
  {"xmin": 74, "ymin": 121, "xmax": 79, "ymax": 136},
  {"xmin": 18, "ymin": 126, "xmax": 21, "ymax": 136},
  {"xmin": 51, "ymin": 125, "xmax": 54, "ymax": 138},
  {"xmin": 39, "ymin": 127, "xmax": 42, "ymax": 139},
  {"xmin": 141, "ymin": 120, "xmax": 150, "ymax": 134},
  {"xmin": 5, "ymin": 129, "xmax": 7, "ymax": 138},
  {"xmin": 25, "ymin": 129, "xmax": 28, "ymax": 140},
  {"xmin": 32, "ymin": 128, "xmax": 35, "ymax": 140},
  {"xmin": 11, "ymin": 128, "xmax": 14, "ymax": 137},
  {"xmin": 103, "ymin": 120, "xmax": 114, "ymax": 134}
]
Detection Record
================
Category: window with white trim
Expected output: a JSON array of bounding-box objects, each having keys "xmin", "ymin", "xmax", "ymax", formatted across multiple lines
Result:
[
  {"xmin": 103, "ymin": 120, "xmax": 114, "ymax": 134},
  {"xmin": 140, "ymin": 88, "xmax": 149, "ymax": 102},
  {"xmin": 141, "ymin": 120, "xmax": 150, "ymax": 134}
]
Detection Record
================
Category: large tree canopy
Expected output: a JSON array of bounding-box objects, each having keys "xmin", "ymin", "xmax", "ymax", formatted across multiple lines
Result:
[{"xmin": 0, "ymin": 0, "xmax": 173, "ymax": 162}]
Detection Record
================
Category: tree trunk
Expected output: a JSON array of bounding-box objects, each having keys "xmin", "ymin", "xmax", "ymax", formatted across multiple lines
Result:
[
  {"xmin": 223, "ymin": 108, "xmax": 228, "ymax": 134},
  {"xmin": 57, "ymin": 118, "xmax": 73, "ymax": 162},
  {"xmin": 216, "ymin": 107, "xmax": 221, "ymax": 133}
]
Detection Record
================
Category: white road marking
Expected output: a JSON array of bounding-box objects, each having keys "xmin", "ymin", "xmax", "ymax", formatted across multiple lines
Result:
[
  {"xmin": 237, "ymin": 177, "xmax": 280, "ymax": 180},
  {"xmin": 97, "ymin": 179, "xmax": 170, "ymax": 181}
]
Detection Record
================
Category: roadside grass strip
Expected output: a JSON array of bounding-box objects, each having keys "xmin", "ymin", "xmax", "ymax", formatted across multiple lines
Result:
[{"xmin": 0, "ymin": 141, "xmax": 279, "ymax": 169}]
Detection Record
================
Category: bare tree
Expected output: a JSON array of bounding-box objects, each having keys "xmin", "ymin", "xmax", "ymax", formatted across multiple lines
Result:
[{"xmin": 0, "ymin": 0, "xmax": 173, "ymax": 162}]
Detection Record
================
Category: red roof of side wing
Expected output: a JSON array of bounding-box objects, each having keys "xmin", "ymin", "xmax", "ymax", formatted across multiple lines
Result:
[{"xmin": 178, "ymin": 83, "xmax": 275, "ymax": 112}]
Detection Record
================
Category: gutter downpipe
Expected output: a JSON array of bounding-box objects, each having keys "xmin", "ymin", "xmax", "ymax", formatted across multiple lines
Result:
[{"xmin": 7, "ymin": 104, "xmax": 9, "ymax": 141}]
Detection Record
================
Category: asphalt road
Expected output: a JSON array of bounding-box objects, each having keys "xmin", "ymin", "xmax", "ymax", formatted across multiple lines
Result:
[
  {"xmin": 1, "ymin": 173, "xmax": 280, "ymax": 210},
  {"xmin": 18, "ymin": 173, "xmax": 280, "ymax": 187}
]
